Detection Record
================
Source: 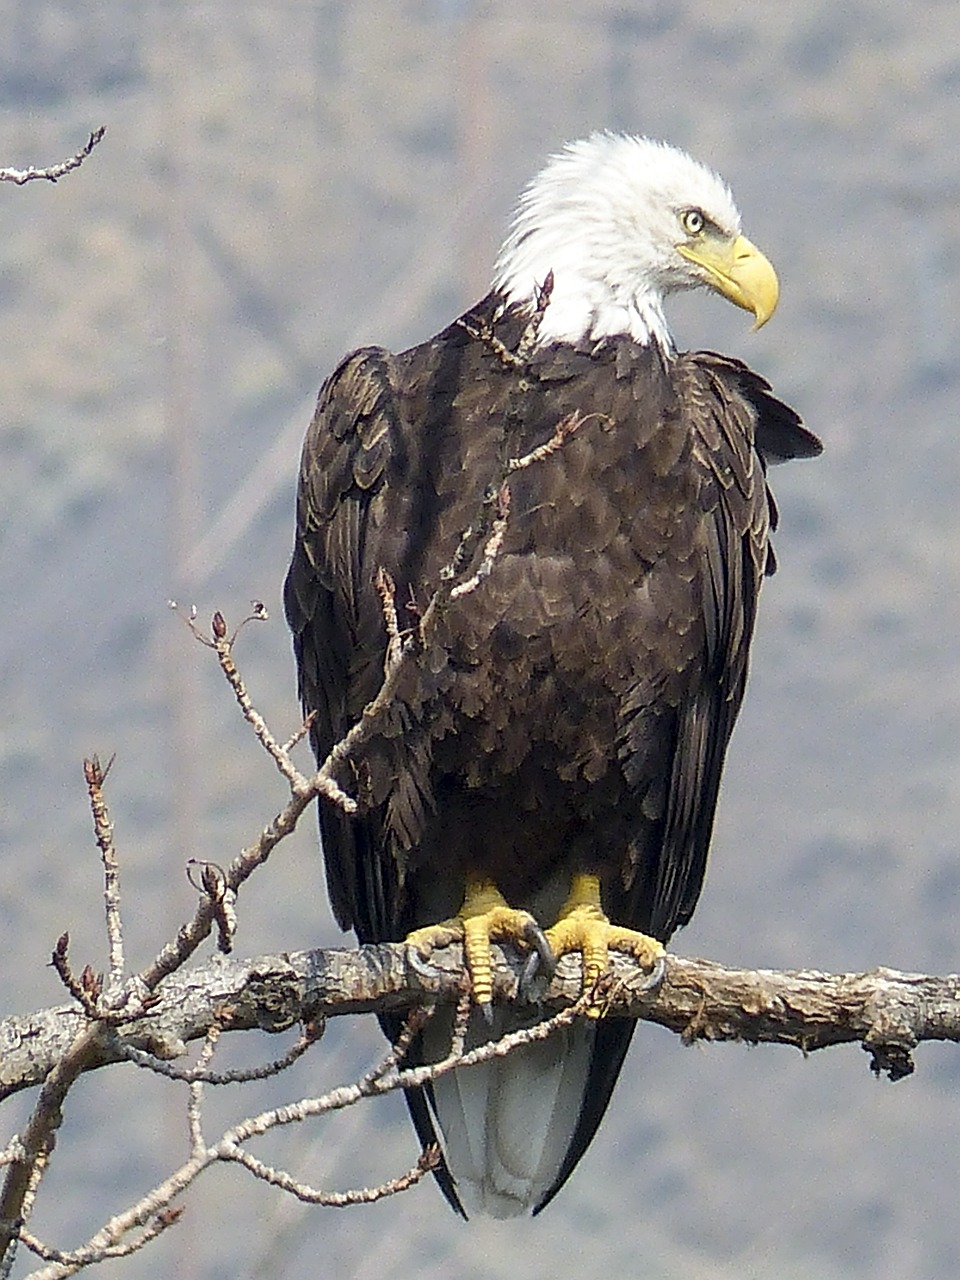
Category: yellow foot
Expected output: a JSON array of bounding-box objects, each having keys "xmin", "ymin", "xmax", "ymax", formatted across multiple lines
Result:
[
  {"xmin": 545, "ymin": 874, "xmax": 665, "ymax": 1015},
  {"xmin": 406, "ymin": 879, "xmax": 552, "ymax": 1008}
]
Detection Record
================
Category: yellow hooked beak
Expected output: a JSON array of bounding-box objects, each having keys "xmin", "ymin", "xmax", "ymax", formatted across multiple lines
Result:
[{"xmin": 676, "ymin": 233, "xmax": 779, "ymax": 329}]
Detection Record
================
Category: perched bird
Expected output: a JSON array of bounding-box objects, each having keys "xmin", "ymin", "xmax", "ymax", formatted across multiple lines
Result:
[{"xmin": 284, "ymin": 133, "xmax": 820, "ymax": 1217}]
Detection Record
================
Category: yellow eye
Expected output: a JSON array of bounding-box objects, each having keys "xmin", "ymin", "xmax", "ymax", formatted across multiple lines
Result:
[{"xmin": 680, "ymin": 208, "xmax": 705, "ymax": 236}]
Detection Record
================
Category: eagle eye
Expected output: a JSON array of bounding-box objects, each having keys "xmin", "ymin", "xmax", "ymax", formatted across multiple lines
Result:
[{"xmin": 680, "ymin": 207, "xmax": 705, "ymax": 236}]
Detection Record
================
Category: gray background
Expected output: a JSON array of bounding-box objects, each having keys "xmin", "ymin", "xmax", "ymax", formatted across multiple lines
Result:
[{"xmin": 2, "ymin": 2, "xmax": 960, "ymax": 1277}]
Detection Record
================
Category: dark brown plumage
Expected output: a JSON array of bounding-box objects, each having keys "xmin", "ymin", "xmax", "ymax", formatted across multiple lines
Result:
[{"xmin": 285, "ymin": 135, "xmax": 820, "ymax": 1216}]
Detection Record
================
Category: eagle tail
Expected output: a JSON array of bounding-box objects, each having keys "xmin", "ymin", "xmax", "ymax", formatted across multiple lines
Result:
[{"xmin": 419, "ymin": 1007, "xmax": 596, "ymax": 1217}]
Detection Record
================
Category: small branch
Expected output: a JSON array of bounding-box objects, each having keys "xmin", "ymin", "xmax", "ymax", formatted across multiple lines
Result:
[
  {"xmin": 83, "ymin": 757, "xmax": 124, "ymax": 992},
  {"xmin": 319, "ymin": 400, "xmax": 591, "ymax": 793},
  {"xmin": 281, "ymin": 710, "xmax": 315, "ymax": 755},
  {"xmin": 21, "ymin": 1184, "xmax": 190, "ymax": 1280},
  {"xmin": 455, "ymin": 314, "xmax": 522, "ymax": 370},
  {"xmin": 73, "ymin": 605, "xmax": 344, "ymax": 1040},
  {"xmin": 49, "ymin": 934, "xmax": 98, "ymax": 1017},
  {"xmin": 456, "ymin": 270, "xmax": 554, "ymax": 371},
  {"xmin": 0, "ymin": 1022, "xmax": 109, "ymax": 1274},
  {"xmin": 137, "ymin": 772, "xmax": 324, "ymax": 993},
  {"xmin": 449, "ymin": 484, "xmax": 511, "ymax": 600},
  {"xmin": 186, "ymin": 1023, "xmax": 222, "ymax": 1154},
  {"xmin": 515, "ymin": 268, "xmax": 555, "ymax": 364},
  {"xmin": 436, "ymin": 501, "xmax": 497, "ymax": 586},
  {"xmin": 374, "ymin": 567, "xmax": 403, "ymax": 673},
  {"xmin": 217, "ymin": 1143, "xmax": 439, "ymax": 1207},
  {"xmin": 120, "ymin": 1020, "xmax": 323, "ymax": 1086},
  {"xmin": 508, "ymin": 409, "xmax": 601, "ymax": 473},
  {"xmin": 186, "ymin": 861, "xmax": 237, "ymax": 955},
  {"xmin": 0, "ymin": 128, "xmax": 105, "ymax": 186},
  {"xmin": 447, "ymin": 986, "xmax": 473, "ymax": 1059},
  {"xmin": 355, "ymin": 1007, "xmax": 434, "ymax": 1090},
  {"xmin": 213, "ymin": 998, "xmax": 591, "ymax": 1157},
  {"xmin": 18, "ymin": 1210, "xmax": 183, "ymax": 1269},
  {"xmin": 171, "ymin": 605, "xmax": 361, "ymax": 818},
  {"xmin": 171, "ymin": 603, "xmax": 308, "ymax": 791}
]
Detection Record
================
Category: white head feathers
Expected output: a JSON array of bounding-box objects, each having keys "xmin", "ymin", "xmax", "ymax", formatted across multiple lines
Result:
[{"xmin": 492, "ymin": 133, "xmax": 743, "ymax": 350}]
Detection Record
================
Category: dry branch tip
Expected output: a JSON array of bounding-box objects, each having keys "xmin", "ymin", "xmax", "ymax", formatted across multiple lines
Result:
[{"xmin": 0, "ymin": 127, "xmax": 105, "ymax": 187}]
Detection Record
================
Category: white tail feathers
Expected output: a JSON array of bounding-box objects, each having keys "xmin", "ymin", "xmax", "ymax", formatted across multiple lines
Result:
[{"xmin": 423, "ymin": 1008, "xmax": 595, "ymax": 1217}]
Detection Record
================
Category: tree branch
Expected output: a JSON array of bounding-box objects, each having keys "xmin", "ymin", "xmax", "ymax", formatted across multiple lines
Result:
[
  {"xmin": 3, "ymin": 943, "xmax": 955, "ymax": 1104},
  {"xmin": 0, "ymin": 129, "xmax": 105, "ymax": 186}
]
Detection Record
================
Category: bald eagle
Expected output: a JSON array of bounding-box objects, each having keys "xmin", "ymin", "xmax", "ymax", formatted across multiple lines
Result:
[{"xmin": 284, "ymin": 133, "xmax": 820, "ymax": 1217}]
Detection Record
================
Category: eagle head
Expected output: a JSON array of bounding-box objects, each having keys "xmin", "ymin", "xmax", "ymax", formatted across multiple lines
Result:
[{"xmin": 492, "ymin": 132, "xmax": 779, "ymax": 350}]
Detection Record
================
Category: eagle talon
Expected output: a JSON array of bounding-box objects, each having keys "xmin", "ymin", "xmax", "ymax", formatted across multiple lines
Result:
[
  {"xmin": 518, "ymin": 950, "xmax": 542, "ymax": 998},
  {"xmin": 636, "ymin": 952, "xmax": 667, "ymax": 995},
  {"xmin": 545, "ymin": 873, "xmax": 667, "ymax": 1010},
  {"xmin": 405, "ymin": 941, "xmax": 446, "ymax": 982},
  {"xmin": 406, "ymin": 879, "xmax": 548, "ymax": 1008},
  {"xmin": 517, "ymin": 935, "xmax": 558, "ymax": 1000},
  {"xmin": 520, "ymin": 919, "xmax": 556, "ymax": 980}
]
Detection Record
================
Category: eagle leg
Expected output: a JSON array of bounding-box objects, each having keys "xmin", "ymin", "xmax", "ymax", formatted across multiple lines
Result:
[
  {"xmin": 545, "ymin": 873, "xmax": 665, "ymax": 1015},
  {"xmin": 406, "ymin": 878, "xmax": 553, "ymax": 1015}
]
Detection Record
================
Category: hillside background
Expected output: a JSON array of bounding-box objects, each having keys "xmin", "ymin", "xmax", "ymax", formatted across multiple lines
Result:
[{"xmin": 3, "ymin": 2, "xmax": 960, "ymax": 1277}]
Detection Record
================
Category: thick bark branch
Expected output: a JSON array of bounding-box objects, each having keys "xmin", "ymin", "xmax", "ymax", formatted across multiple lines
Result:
[{"xmin": 3, "ymin": 944, "xmax": 956, "ymax": 1099}]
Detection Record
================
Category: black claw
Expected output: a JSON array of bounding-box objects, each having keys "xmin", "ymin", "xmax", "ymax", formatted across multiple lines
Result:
[
  {"xmin": 519, "ymin": 950, "xmax": 542, "ymax": 995},
  {"xmin": 531, "ymin": 922, "xmax": 558, "ymax": 978},
  {"xmin": 405, "ymin": 944, "xmax": 435, "ymax": 981},
  {"xmin": 639, "ymin": 953, "xmax": 667, "ymax": 995},
  {"xmin": 518, "ymin": 920, "xmax": 556, "ymax": 997}
]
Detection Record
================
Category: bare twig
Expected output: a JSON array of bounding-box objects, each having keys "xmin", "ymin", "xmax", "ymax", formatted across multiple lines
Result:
[
  {"xmin": 137, "ymin": 779, "xmax": 318, "ymax": 991},
  {"xmin": 375, "ymin": 567, "xmax": 403, "ymax": 674},
  {"xmin": 0, "ymin": 128, "xmax": 105, "ymax": 186},
  {"xmin": 455, "ymin": 271, "xmax": 554, "ymax": 372},
  {"xmin": 201, "ymin": 996, "xmax": 592, "ymax": 1163},
  {"xmin": 83, "ymin": 757, "xmax": 124, "ymax": 991},
  {"xmin": 119, "ymin": 1021, "xmax": 323, "ymax": 1086},
  {"xmin": 515, "ymin": 268, "xmax": 555, "ymax": 364},
  {"xmin": 455, "ymin": 313, "xmax": 522, "ymax": 370},
  {"xmin": 21, "ymin": 1203, "xmax": 186, "ymax": 1274},
  {"xmin": 217, "ymin": 1143, "xmax": 439, "ymax": 1207},
  {"xmin": 171, "ymin": 603, "xmax": 308, "ymax": 791},
  {"xmin": 447, "ymin": 986, "xmax": 473, "ymax": 1059},
  {"xmin": 186, "ymin": 861, "xmax": 237, "ymax": 954},
  {"xmin": 49, "ymin": 934, "xmax": 98, "ymax": 1017},
  {"xmin": 328, "ymin": 410, "xmax": 579, "ymax": 784},
  {"xmin": 0, "ymin": 1021, "xmax": 111, "ymax": 1275},
  {"xmin": 186, "ymin": 1023, "xmax": 223, "ymax": 1153},
  {"xmin": 281, "ymin": 710, "xmax": 316, "ymax": 755},
  {"xmin": 356, "ymin": 1007, "xmax": 435, "ymax": 1091},
  {"xmin": 18, "ymin": 1210, "xmax": 183, "ymax": 1269},
  {"xmin": 507, "ymin": 409, "xmax": 603, "ymax": 473},
  {"xmin": 449, "ymin": 483, "xmax": 511, "ymax": 599}
]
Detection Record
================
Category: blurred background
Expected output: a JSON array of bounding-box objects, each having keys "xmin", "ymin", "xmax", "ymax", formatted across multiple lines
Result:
[{"xmin": 3, "ymin": 1, "xmax": 960, "ymax": 1276}]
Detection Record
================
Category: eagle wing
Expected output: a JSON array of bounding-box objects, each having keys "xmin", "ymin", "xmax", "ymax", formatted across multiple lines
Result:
[
  {"xmin": 536, "ymin": 350, "xmax": 815, "ymax": 1212},
  {"xmin": 284, "ymin": 346, "xmax": 402, "ymax": 942},
  {"xmin": 285, "ymin": 340, "xmax": 478, "ymax": 1214}
]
